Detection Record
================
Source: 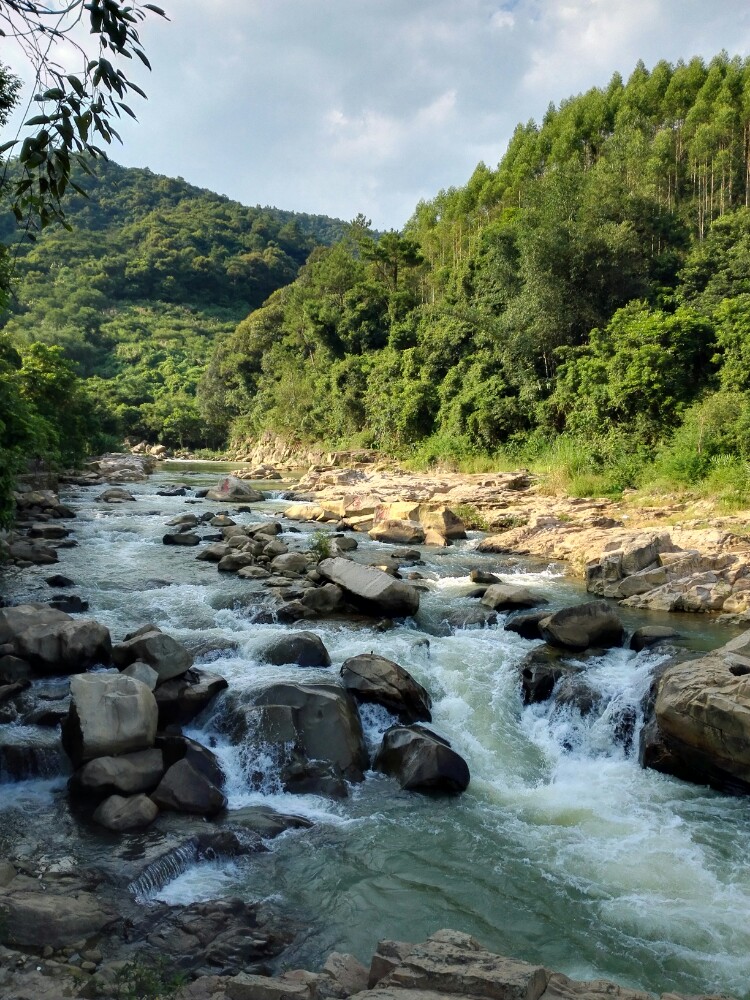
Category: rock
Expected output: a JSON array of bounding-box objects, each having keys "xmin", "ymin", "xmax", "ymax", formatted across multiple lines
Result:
[
  {"xmin": 157, "ymin": 733, "xmax": 225, "ymax": 788},
  {"xmin": 62, "ymin": 673, "xmax": 158, "ymax": 766},
  {"xmin": 341, "ymin": 653, "xmax": 432, "ymax": 723},
  {"xmin": 27, "ymin": 522, "xmax": 70, "ymax": 539},
  {"xmin": 470, "ymin": 569, "xmax": 502, "ymax": 585},
  {"xmin": 0, "ymin": 726, "xmax": 67, "ymax": 781},
  {"xmin": 238, "ymin": 565, "xmax": 272, "ymax": 580},
  {"xmin": 167, "ymin": 513, "xmax": 199, "ymax": 527},
  {"xmin": 542, "ymin": 972, "xmax": 651, "ymax": 1000},
  {"xmin": 552, "ymin": 675, "xmax": 602, "ymax": 716},
  {"xmin": 630, "ymin": 626, "xmax": 681, "ymax": 652},
  {"xmin": 518, "ymin": 646, "xmax": 580, "ymax": 704},
  {"xmin": 262, "ymin": 632, "xmax": 331, "ymax": 667},
  {"xmin": 280, "ymin": 759, "xmax": 349, "ymax": 798},
  {"xmin": 46, "ymin": 592, "xmax": 88, "ymax": 615},
  {"xmin": 0, "ymin": 655, "xmax": 31, "ymax": 682},
  {"xmin": 368, "ymin": 939, "xmax": 415, "ymax": 987},
  {"xmin": 122, "ymin": 660, "xmax": 159, "ymax": 689},
  {"xmin": 97, "ymin": 487, "xmax": 136, "ymax": 502},
  {"xmin": 251, "ymin": 682, "xmax": 368, "ymax": 781},
  {"xmin": 73, "ymin": 748, "xmax": 164, "ymax": 797},
  {"xmin": 321, "ymin": 951, "xmax": 369, "ymax": 996},
  {"xmin": 369, "ymin": 519, "xmax": 426, "ymax": 545},
  {"xmin": 155, "ymin": 669, "xmax": 229, "ymax": 727},
  {"xmin": 444, "ymin": 608, "xmax": 498, "ymax": 630},
  {"xmin": 8, "ymin": 540, "xmax": 59, "ymax": 564},
  {"xmin": 158, "ymin": 486, "xmax": 187, "ymax": 496},
  {"xmin": 112, "ymin": 626, "xmax": 193, "ymax": 682},
  {"xmin": 0, "ymin": 890, "xmax": 117, "ymax": 948},
  {"xmin": 163, "ymin": 531, "xmax": 200, "ymax": 546},
  {"xmin": 419, "ymin": 506, "xmax": 467, "ymax": 540},
  {"xmin": 299, "ymin": 584, "xmax": 344, "ymax": 615},
  {"xmin": 271, "ymin": 552, "xmax": 310, "ymax": 575},
  {"xmin": 644, "ymin": 634, "xmax": 750, "ymax": 792},
  {"xmin": 540, "ymin": 601, "xmax": 624, "ymax": 651},
  {"xmin": 206, "ymin": 476, "xmax": 264, "ymax": 502},
  {"xmin": 92, "ymin": 793, "xmax": 160, "ymax": 831},
  {"xmin": 151, "ymin": 758, "xmax": 227, "ymax": 816},
  {"xmin": 13, "ymin": 616, "xmax": 111, "ymax": 674},
  {"xmin": 196, "ymin": 543, "xmax": 232, "ymax": 562},
  {"xmin": 218, "ymin": 552, "xmax": 257, "ymax": 572},
  {"xmin": 481, "ymin": 584, "xmax": 548, "ymax": 611},
  {"xmin": 226, "ymin": 805, "xmax": 313, "ymax": 838},
  {"xmin": 376, "ymin": 929, "xmax": 548, "ymax": 1000},
  {"xmin": 211, "ymin": 514, "xmax": 236, "ymax": 526},
  {"xmin": 374, "ymin": 725, "xmax": 470, "ymax": 793},
  {"xmin": 45, "ymin": 574, "xmax": 74, "ymax": 588},
  {"xmin": 318, "ymin": 557, "xmax": 420, "ymax": 617},
  {"xmin": 504, "ymin": 610, "xmax": 550, "ymax": 640}
]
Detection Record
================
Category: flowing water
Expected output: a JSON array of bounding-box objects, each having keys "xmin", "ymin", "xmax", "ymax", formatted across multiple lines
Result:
[{"xmin": 2, "ymin": 462, "xmax": 750, "ymax": 998}]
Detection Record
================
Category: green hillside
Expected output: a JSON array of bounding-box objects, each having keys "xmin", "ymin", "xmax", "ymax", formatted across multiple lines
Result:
[
  {"xmin": 0, "ymin": 158, "xmax": 346, "ymax": 449},
  {"xmin": 205, "ymin": 52, "xmax": 750, "ymax": 501}
]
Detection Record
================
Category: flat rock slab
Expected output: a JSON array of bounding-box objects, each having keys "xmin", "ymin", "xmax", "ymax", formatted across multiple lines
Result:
[
  {"xmin": 319, "ymin": 557, "xmax": 420, "ymax": 617},
  {"xmin": 0, "ymin": 890, "xmax": 117, "ymax": 948}
]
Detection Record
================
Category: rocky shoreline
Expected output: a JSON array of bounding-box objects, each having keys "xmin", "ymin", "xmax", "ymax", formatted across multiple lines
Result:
[{"xmin": 0, "ymin": 452, "xmax": 746, "ymax": 999}]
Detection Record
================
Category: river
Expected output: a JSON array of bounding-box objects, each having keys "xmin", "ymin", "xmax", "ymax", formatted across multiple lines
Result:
[{"xmin": 2, "ymin": 462, "xmax": 749, "ymax": 999}]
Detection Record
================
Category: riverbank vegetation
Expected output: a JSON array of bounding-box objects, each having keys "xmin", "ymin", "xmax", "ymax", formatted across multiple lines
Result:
[{"xmin": 6, "ymin": 53, "xmax": 750, "ymax": 517}]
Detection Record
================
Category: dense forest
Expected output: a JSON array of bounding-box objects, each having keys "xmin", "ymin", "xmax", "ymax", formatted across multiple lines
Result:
[
  {"xmin": 200, "ymin": 52, "xmax": 750, "ymax": 502},
  {"xmin": 6, "ymin": 52, "xmax": 750, "ymax": 522}
]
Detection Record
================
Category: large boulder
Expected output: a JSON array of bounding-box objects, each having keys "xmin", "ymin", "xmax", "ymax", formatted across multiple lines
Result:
[
  {"xmin": 61, "ymin": 673, "xmax": 158, "ymax": 766},
  {"xmin": 375, "ymin": 725, "xmax": 470, "ymax": 793},
  {"xmin": 369, "ymin": 520, "xmax": 426, "ymax": 545},
  {"xmin": 112, "ymin": 625, "xmax": 193, "ymax": 682},
  {"xmin": 540, "ymin": 601, "xmax": 624, "ymax": 651},
  {"xmin": 642, "ymin": 632, "xmax": 750, "ymax": 793},
  {"xmin": 151, "ymin": 758, "xmax": 227, "ymax": 816},
  {"xmin": 318, "ymin": 557, "xmax": 420, "ymax": 617},
  {"xmin": 72, "ymin": 748, "xmax": 165, "ymax": 798},
  {"xmin": 0, "ymin": 890, "xmax": 117, "ymax": 949},
  {"xmin": 481, "ymin": 585, "xmax": 548, "ymax": 612},
  {"xmin": 154, "ymin": 669, "xmax": 229, "ymax": 727},
  {"xmin": 261, "ymin": 632, "xmax": 331, "ymax": 668},
  {"xmin": 251, "ymin": 682, "xmax": 368, "ymax": 781},
  {"xmin": 340, "ymin": 653, "xmax": 432, "ymax": 723},
  {"xmin": 518, "ymin": 646, "xmax": 581, "ymax": 704},
  {"xmin": 206, "ymin": 476, "xmax": 264, "ymax": 502},
  {"xmin": 3, "ymin": 605, "xmax": 112, "ymax": 674},
  {"xmin": 93, "ymin": 792, "xmax": 159, "ymax": 831}
]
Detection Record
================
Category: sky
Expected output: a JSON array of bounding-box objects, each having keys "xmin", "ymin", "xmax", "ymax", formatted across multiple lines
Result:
[{"xmin": 5, "ymin": 0, "xmax": 750, "ymax": 229}]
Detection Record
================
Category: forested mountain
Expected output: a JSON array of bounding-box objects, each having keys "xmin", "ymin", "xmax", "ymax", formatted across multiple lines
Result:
[
  {"xmin": 203, "ymin": 52, "xmax": 750, "ymax": 498},
  {"xmin": 0, "ymin": 159, "xmax": 346, "ymax": 449}
]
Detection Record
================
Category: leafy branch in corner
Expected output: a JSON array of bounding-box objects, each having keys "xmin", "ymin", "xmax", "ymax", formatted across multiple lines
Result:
[{"xmin": 0, "ymin": 0, "xmax": 168, "ymax": 237}]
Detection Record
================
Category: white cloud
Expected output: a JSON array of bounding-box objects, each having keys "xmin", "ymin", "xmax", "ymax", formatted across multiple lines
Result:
[{"xmin": 3, "ymin": 0, "xmax": 750, "ymax": 228}]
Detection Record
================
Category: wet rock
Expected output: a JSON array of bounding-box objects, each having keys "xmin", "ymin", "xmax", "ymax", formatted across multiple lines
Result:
[
  {"xmin": 630, "ymin": 626, "xmax": 681, "ymax": 652},
  {"xmin": 0, "ymin": 656, "xmax": 31, "ymax": 682},
  {"xmin": 445, "ymin": 608, "xmax": 498, "ymax": 630},
  {"xmin": 218, "ymin": 552, "xmax": 257, "ymax": 573},
  {"xmin": 163, "ymin": 531, "xmax": 200, "ymax": 546},
  {"xmin": 318, "ymin": 557, "xmax": 420, "ymax": 617},
  {"xmin": 518, "ymin": 646, "xmax": 581, "ymax": 704},
  {"xmin": 470, "ymin": 569, "xmax": 502, "ymax": 585},
  {"xmin": 552, "ymin": 675, "xmax": 602, "ymax": 716},
  {"xmin": 47, "ymin": 594, "xmax": 89, "ymax": 614},
  {"xmin": 224, "ymin": 805, "xmax": 313, "ymax": 838},
  {"xmin": 196, "ymin": 542, "xmax": 232, "ymax": 562},
  {"xmin": 97, "ymin": 487, "xmax": 136, "ymax": 502},
  {"xmin": 8, "ymin": 609, "xmax": 111, "ymax": 674},
  {"xmin": 206, "ymin": 476, "xmax": 264, "ymax": 503},
  {"xmin": 375, "ymin": 725, "xmax": 470, "ymax": 794},
  {"xmin": 251, "ymin": 682, "xmax": 368, "ymax": 781},
  {"xmin": 62, "ymin": 673, "xmax": 158, "ymax": 766},
  {"xmin": 280, "ymin": 759, "xmax": 349, "ymax": 798},
  {"xmin": 481, "ymin": 584, "xmax": 548, "ymax": 612},
  {"xmin": 0, "ymin": 726, "xmax": 67, "ymax": 781},
  {"xmin": 0, "ymin": 890, "xmax": 117, "ymax": 948},
  {"xmin": 122, "ymin": 660, "xmax": 159, "ymax": 690},
  {"xmin": 300, "ymin": 584, "xmax": 344, "ymax": 615},
  {"xmin": 93, "ymin": 793, "xmax": 160, "ymax": 831},
  {"xmin": 112, "ymin": 625, "xmax": 193, "ymax": 683},
  {"xmin": 341, "ymin": 653, "xmax": 432, "ymax": 723},
  {"xmin": 7, "ymin": 540, "xmax": 58, "ymax": 564},
  {"xmin": 261, "ymin": 631, "xmax": 331, "ymax": 667},
  {"xmin": 28, "ymin": 522, "xmax": 70, "ymax": 540},
  {"xmin": 157, "ymin": 734, "xmax": 225, "ymax": 789},
  {"xmin": 73, "ymin": 748, "xmax": 164, "ymax": 797},
  {"xmin": 167, "ymin": 513, "xmax": 199, "ymax": 527},
  {"xmin": 45, "ymin": 574, "xmax": 75, "ymax": 588},
  {"xmin": 158, "ymin": 487, "xmax": 187, "ymax": 496},
  {"xmin": 540, "ymin": 601, "xmax": 624, "ymax": 651},
  {"xmin": 154, "ymin": 669, "xmax": 229, "ymax": 727},
  {"xmin": 151, "ymin": 758, "xmax": 227, "ymax": 816},
  {"xmin": 504, "ymin": 610, "xmax": 550, "ymax": 640}
]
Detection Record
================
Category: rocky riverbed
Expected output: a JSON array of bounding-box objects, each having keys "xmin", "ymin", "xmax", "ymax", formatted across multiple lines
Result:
[{"xmin": 0, "ymin": 455, "xmax": 749, "ymax": 999}]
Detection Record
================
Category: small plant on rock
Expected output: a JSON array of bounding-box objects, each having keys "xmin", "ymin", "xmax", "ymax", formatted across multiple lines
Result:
[{"xmin": 113, "ymin": 958, "xmax": 186, "ymax": 1000}]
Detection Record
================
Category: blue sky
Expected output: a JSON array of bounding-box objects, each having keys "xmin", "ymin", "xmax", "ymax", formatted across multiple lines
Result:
[{"xmin": 5, "ymin": 1, "xmax": 750, "ymax": 228}]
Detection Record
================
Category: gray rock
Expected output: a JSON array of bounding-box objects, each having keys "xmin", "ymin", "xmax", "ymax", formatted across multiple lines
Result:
[
  {"xmin": 206, "ymin": 476, "xmax": 264, "ymax": 502},
  {"xmin": 122, "ymin": 660, "xmax": 159, "ymax": 690},
  {"xmin": 154, "ymin": 669, "xmax": 228, "ymax": 726},
  {"xmin": 518, "ymin": 646, "xmax": 581, "ymax": 704},
  {"xmin": 262, "ymin": 631, "xmax": 331, "ymax": 667},
  {"xmin": 163, "ymin": 531, "xmax": 200, "ymax": 546},
  {"xmin": 341, "ymin": 653, "xmax": 432, "ymax": 722},
  {"xmin": 540, "ymin": 601, "xmax": 624, "ymax": 651},
  {"xmin": 374, "ymin": 725, "xmax": 470, "ymax": 794},
  {"xmin": 271, "ymin": 552, "xmax": 309, "ymax": 575},
  {"xmin": 481, "ymin": 584, "xmax": 548, "ymax": 612},
  {"xmin": 318, "ymin": 557, "xmax": 420, "ymax": 617},
  {"xmin": 74, "ymin": 748, "xmax": 164, "ymax": 797},
  {"xmin": 630, "ymin": 626, "xmax": 681, "ymax": 652},
  {"xmin": 196, "ymin": 542, "xmax": 232, "ymax": 562},
  {"xmin": 151, "ymin": 758, "xmax": 227, "ymax": 816},
  {"xmin": 504, "ymin": 610, "xmax": 550, "ymax": 640},
  {"xmin": 112, "ymin": 626, "xmax": 193, "ymax": 682},
  {"xmin": 13, "ymin": 617, "xmax": 111, "ymax": 675},
  {"xmin": 62, "ymin": 673, "xmax": 158, "ymax": 766},
  {"xmin": 0, "ymin": 890, "xmax": 117, "ymax": 948}
]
